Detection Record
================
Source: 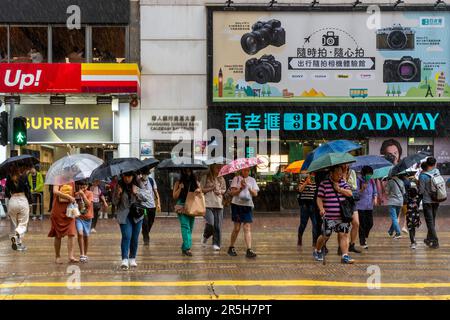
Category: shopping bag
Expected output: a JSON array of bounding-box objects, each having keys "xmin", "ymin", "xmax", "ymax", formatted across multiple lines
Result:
[
  {"xmin": 66, "ymin": 203, "xmax": 81, "ymax": 218},
  {"xmin": 0, "ymin": 203, "xmax": 5, "ymax": 218},
  {"xmin": 184, "ymin": 191, "xmax": 206, "ymax": 217}
]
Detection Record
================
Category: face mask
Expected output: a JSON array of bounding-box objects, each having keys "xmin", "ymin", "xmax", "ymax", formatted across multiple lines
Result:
[{"xmin": 365, "ymin": 175, "xmax": 372, "ymax": 181}]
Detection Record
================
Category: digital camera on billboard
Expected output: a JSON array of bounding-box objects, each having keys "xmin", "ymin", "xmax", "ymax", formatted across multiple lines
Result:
[
  {"xmin": 376, "ymin": 24, "xmax": 415, "ymax": 50},
  {"xmin": 383, "ymin": 56, "xmax": 421, "ymax": 83},
  {"xmin": 245, "ymin": 54, "xmax": 282, "ymax": 84},
  {"xmin": 322, "ymin": 31, "xmax": 339, "ymax": 46},
  {"xmin": 241, "ymin": 19, "xmax": 286, "ymax": 55}
]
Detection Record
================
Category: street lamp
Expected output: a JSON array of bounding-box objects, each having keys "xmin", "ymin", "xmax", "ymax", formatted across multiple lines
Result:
[
  {"xmin": 393, "ymin": 0, "xmax": 404, "ymax": 9},
  {"xmin": 310, "ymin": 0, "xmax": 319, "ymax": 8},
  {"xmin": 435, "ymin": 0, "xmax": 446, "ymax": 8},
  {"xmin": 353, "ymin": 0, "xmax": 362, "ymax": 8}
]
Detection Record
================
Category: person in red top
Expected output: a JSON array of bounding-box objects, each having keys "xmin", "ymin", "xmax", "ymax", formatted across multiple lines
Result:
[{"xmin": 74, "ymin": 180, "xmax": 94, "ymax": 263}]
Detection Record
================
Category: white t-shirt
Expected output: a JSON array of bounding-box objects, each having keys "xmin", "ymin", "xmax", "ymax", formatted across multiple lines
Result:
[{"xmin": 231, "ymin": 176, "xmax": 260, "ymax": 208}]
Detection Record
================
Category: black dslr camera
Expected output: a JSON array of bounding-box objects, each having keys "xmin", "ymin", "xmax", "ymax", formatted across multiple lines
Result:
[
  {"xmin": 241, "ymin": 19, "xmax": 286, "ymax": 55},
  {"xmin": 383, "ymin": 56, "xmax": 421, "ymax": 83},
  {"xmin": 376, "ymin": 24, "xmax": 415, "ymax": 50},
  {"xmin": 245, "ymin": 55, "xmax": 282, "ymax": 84}
]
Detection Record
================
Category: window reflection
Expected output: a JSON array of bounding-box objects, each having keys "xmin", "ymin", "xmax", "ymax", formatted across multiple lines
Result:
[
  {"xmin": 52, "ymin": 27, "xmax": 85, "ymax": 63},
  {"xmin": 0, "ymin": 27, "xmax": 7, "ymax": 62},
  {"xmin": 10, "ymin": 26, "xmax": 47, "ymax": 63},
  {"xmin": 92, "ymin": 27, "xmax": 126, "ymax": 63}
]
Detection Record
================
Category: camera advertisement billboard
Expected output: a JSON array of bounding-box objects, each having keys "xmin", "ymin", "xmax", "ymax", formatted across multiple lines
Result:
[{"xmin": 210, "ymin": 10, "xmax": 450, "ymax": 104}]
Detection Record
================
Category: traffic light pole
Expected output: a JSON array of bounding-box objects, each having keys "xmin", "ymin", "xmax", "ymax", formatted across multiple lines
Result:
[{"xmin": 8, "ymin": 97, "xmax": 16, "ymax": 158}]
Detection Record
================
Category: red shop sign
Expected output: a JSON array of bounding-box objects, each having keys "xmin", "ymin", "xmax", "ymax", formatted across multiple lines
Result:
[{"xmin": 0, "ymin": 63, "xmax": 81, "ymax": 93}]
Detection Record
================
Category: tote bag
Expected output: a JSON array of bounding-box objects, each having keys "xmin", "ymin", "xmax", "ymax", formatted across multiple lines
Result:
[{"xmin": 184, "ymin": 191, "xmax": 206, "ymax": 217}]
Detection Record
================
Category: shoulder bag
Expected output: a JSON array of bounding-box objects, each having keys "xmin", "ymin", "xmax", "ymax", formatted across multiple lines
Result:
[
  {"xmin": 184, "ymin": 182, "xmax": 206, "ymax": 217},
  {"xmin": 333, "ymin": 186, "xmax": 354, "ymax": 223}
]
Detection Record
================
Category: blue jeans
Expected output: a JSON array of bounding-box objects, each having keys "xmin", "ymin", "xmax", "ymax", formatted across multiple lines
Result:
[
  {"xmin": 388, "ymin": 206, "xmax": 401, "ymax": 236},
  {"xmin": 119, "ymin": 217, "xmax": 143, "ymax": 260}
]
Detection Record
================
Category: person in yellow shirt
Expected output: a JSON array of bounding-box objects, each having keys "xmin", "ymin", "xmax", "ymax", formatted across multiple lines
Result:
[{"xmin": 28, "ymin": 165, "xmax": 44, "ymax": 220}]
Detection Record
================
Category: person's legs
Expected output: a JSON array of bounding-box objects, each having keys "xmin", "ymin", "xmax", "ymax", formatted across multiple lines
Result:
[
  {"xmin": 83, "ymin": 236, "xmax": 89, "ymax": 256},
  {"xmin": 67, "ymin": 235, "xmax": 77, "ymax": 261},
  {"xmin": 230, "ymin": 222, "xmax": 241, "ymax": 248},
  {"xmin": 309, "ymin": 205, "xmax": 319, "ymax": 247},
  {"xmin": 432, "ymin": 204, "xmax": 439, "ymax": 245},
  {"xmin": 339, "ymin": 232, "xmax": 350, "ymax": 255},
  {"xmin": 77, "ymin": 231, "xmax": 84, "ymax": 256},
  {"xmin": 350, "ymin": 212, "xmax": 360, "ymax": 245},
  {"xmin": 422, "ymin": 204, "xmax": 436, "ymax": 242},
  {"xmin": 358, "ymin": 210, "xmax": 367, "ymax": 246},
  {"xmin": 213, "ymin": 209, "xmax": 223, "ymax": 247},
  {"xmin": 129, "ymin": 219, "xmax": 143, "ymax": 259},
  {"xmin": 298, "ymin": 203, "xmax": 310, "ymax": 245},
  {"xmin": 39, "ymin": 192, "xmax": 44, "ymax": 217},
  {"xmin": 178, "ymin": 214, "xmax": 191, "ymax": 251},
  {"xmin": 14, "ymin": 197, "xmax": 30, "ymax": 244},
  {"xmin": 203, "ymin": 208, "xmax": 215, "ymax": 241},
  {"xmin": 91, "ymin": 204, "xmax": 100, "ymax": 230},
  {"xmin": 119, "ymin": 219, "xmax": 132, "ymax": 260},
  {"xmin": 31, "ymin": 193, "xmax": 38, "ymax": 217},
  {"xmin": 142, "ymin": 208, "xmax": 156, "ymax": 244},
  {"xmin": 54, "ymin": 237, "xmax": 62, "ymax": 263},
  {"xmin": 313, "ymin": 210, "xmax": 322, "ymax": 247},
  {"xmin": 243, "ymin": 223, "xmax": 252, "ymax": 249},
  {"xmin": 389, "ymin": 206, "xmax": 401, "ymax": 236}
]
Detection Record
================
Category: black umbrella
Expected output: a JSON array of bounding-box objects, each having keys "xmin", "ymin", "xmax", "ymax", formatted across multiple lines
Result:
[
  {"xmin": 157, "ymin": 157, "xmax": 208, "ymax": 171},
  {"xmin": 89, "ymin": 157, "xmax": 143, "ymax": 181},
  {"xmin": 389, "ymin": 151, "xmax": 431, "ymax": 177},
  {"xmin": 137, "ymin": 158, "xmax": 160, "ymax": 173},
  {"xmin": 0, "ymin": 155, "xmax": 40, "ymax": 179}
]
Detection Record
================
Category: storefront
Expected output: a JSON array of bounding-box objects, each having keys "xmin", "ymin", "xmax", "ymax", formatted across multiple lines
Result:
[{"xmin": 206, "ymin": 5, "xmax": 450, "ymax": 212}]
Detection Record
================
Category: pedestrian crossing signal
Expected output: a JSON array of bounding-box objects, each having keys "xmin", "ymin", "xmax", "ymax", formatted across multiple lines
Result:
[{"xmin": 13, "ymin": 117, "xmax": 27, "ymax": 146}]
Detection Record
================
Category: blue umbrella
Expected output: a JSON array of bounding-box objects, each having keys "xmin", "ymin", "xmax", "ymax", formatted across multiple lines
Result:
[
  {"xmin": 350, "ymin": 155, "xmax": 393, "ymax": 172},
  {"xmin": 301, "ymin": 140, "xmax": 362, "ymax": 170}
]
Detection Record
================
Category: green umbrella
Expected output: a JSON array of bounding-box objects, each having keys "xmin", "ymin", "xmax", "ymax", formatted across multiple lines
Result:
[
  {"xmin": 372, "ymin": 165, "xmax": 393, "ymax": 179},
  {"xmin": 307, "ymin": 153, "xmax": 356, "ymax": 173}
]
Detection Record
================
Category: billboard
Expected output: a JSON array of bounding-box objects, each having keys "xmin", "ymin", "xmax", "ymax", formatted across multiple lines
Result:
[
  {"xmin": 209, "ymin": 8, "xmax": 450, "ymax": 105},
  {"xmin": 14, "ymin": 104, "xmax": 114, "ymax": 143}
]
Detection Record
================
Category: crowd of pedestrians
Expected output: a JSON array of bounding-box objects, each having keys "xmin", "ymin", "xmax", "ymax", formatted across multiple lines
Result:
[{"xmin": 0, "ymin": 155, "xmax": 445, "ymax": 269}]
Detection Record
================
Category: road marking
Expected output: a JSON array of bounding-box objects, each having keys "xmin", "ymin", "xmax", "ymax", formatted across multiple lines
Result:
[
  {"xmin": 2, "ymin": 280, "xmax": 450, "ymax": 289},
  {"xmin": 2, "ymin": 294, "xmax": 450, "ymax": 300}
]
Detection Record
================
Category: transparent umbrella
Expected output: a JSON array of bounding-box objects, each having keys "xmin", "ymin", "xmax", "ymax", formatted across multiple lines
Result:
[{"xmin": 45, "ymin": 154, "xmax": 104, "ymax": 185}]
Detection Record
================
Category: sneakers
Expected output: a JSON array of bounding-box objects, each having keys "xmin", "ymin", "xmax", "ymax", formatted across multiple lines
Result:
[
  {"xmin": 393, "ymin": 234, "xmax": 402, "ymax": 240},
  {"xmin": 213, "ymin": 245, "xmax": 221, "ymax": 251},
  {"xmin": 410, "ymin": 243, "xmax": 416, "ymax": 250},
  {"xmin": 424, "ymin": 239, "xmax": 431, "ymax": 247},
  {"xmin": 80, "ymin": 255, "xmax": 88, "ymax": 263},
  {"xmin": 11, "ymin": 236, "xmax": 18, "ymax": 251},
  {"xmin": 91, "ymin": 228, "xmax": 97, "ymax": 233},
  {"xmin": 402, "ymin": 227, "xmax": 409, "ymax": 234},
  {"xmin": 362, "ymin": 243, "xmax": 369, "ymax": 250},
  {"xmin": 99, "ymin": 212, "xmax": 103, "ymax": 220},
  {"xmin": 246, "ymin": 249, "xmax": 257, "ymax": 258},
  {"xmin": 227, "ymin": 246, "xmax": 237, "ymax": 256},
  {"xmin": 201, "ymin": 237, "xmax": 208, "ymax": 247},
  {"xmin": 129, "ymin": 259, "xmax": 137, "ymax": 268},
  {"xmin": 39, "ymin": 215, "xmax": 44, "ymax": 221},
  {"xmin": 16, "ymin": 244, "xmax": 27, "ymax": 252},
  {"xmin": 103, "ymin": 213, "xmax": 108, "ymax": 220},
  {"xmin": 31, "ymin": 216, "xmax": 37, "ymax": 221},
  {"xmin": 429, "ymin": 242, "xmax": 440, "ymax": 249},
  {"xmin": 313, "ymin": 250, "xmax": 324, "ymax": 261},
  {"xmin": 182, "ymin": 249, "xmax": 193, "ymax": 257},
  {"xmin": 121, "ymin": 259, "xmax": 129, "ymax": 270},
  {"xmin": 349, "ymin": 243, "xmax": 362, "ymax": 254},
  {"xmin": 388, "ymin": 231, "xmax": 394, "ymax": 238},
  {"xmin": 341, "ymin": 254, "xmax": 355, "ymax": 264}
]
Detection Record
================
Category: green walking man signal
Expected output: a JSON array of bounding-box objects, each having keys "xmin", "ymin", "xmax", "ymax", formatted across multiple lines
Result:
[{"xmin": 13, "ymin": 116, "xmax": 27, "ymax": 146}]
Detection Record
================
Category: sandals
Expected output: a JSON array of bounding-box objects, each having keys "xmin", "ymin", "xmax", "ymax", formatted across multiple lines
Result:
[{"xmin": 69, "ymin": 258, "xmax": 80, "ymax": 263}]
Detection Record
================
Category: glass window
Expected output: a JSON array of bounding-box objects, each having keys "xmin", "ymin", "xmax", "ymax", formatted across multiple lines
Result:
[
  {"xmin": 408, "ymin": 137, "xmax": 434, "ymax": 156},
  {"xmin": 92, "ymin": 26, "xmax": 126, "ymax": 63},
  {"xmin": 52, "ymin": 27, "xmax": 86, "ymax": 63},
  {"xmin": 10, "ymin": 26, "xmax": 48, "ymax": 63},
  {"xmin": 0, "ymin": 26, "xmax": 7, "ymax": 62}
]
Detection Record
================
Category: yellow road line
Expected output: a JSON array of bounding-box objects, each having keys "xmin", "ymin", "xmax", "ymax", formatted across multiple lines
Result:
[
  {"xmin": 2, "ymin": 280, "xmax": 450, "ymax": 289},
  {"xmin": 2, "ymin": 294, "xmax": 450, "ymax": 300}
]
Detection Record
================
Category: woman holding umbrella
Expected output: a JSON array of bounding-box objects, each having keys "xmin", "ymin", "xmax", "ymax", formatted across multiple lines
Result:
[
  {"xmin": 173, "ymin": 168, "xmax": 202, "ymax": 256},
  {"xmin": 227, "ymin": 167, "xmax": 259, "ymax": 258},
  {"xmin": 200, "ymin": 163, "xmax": 226, "ymax": 251},
  {"xmin": 113, "ymin": 171, "xmax": 152, "ymax": 269},
  {"xmin": 6, "ymin": 164, "xmax": 33, "ymax": 251}
]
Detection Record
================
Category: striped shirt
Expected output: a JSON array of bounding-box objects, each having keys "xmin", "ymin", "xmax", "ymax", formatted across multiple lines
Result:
[
  {"xmin": 317, "ymin": 179, "xmax": 350, "ymax": 220},
  {"xmin": 299, "ymin": 178, "xmax": 317, "ymax": 201}
]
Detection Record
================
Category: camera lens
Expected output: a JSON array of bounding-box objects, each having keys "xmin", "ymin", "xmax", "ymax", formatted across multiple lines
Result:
[
  {"xmin": 241, "ymin": 35, "xmax": 259, "ymax": 55},
  {"xmin": 254, "ymin": 64, "xmax": 275, "ymax": 84},
  {"xmin": 387, "ymin": 30, "xmax": 407, "ymax": 49},
  {"xmin": 397, "ymin": 60, "xmax": 417, "ymax": 81}
]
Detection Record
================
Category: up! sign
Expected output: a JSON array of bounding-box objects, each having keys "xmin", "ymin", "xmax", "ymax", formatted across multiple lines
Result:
[{"xmin": 0, "ymin": 63, "xmax": 81, "ymax": 93}]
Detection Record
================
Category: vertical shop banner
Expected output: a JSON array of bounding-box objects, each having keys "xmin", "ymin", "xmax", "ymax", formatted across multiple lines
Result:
[
  {"xmin": 14, "ymin": 104, "xmax": 113, "ymax": 143},
  {"xmin": 210, "ymin": 10, "xmax": 450, "ymax": 104}
]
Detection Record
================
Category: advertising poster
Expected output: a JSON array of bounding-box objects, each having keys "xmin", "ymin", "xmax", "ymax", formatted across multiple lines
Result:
[{"xmin": 211, "ymin": 11, "xmax": 450, "ymax": 104}]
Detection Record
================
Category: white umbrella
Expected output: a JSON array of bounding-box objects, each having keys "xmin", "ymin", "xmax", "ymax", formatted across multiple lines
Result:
[{"xmin": 45, "ymin": 154, "xmax": 104, "ymax": 185}]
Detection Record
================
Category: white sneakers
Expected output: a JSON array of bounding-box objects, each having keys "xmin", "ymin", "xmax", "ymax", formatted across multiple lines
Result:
[
  {"xmin": 121, "ymin": 259, "xmax": 129, "ymax": 270},
  {"xmin": 213, "ymin": 245, "xmax": 221, "ymax": 251},
  {"xmin": 121, "ymin": 258, "xmax": 137, "ymax": 269},
  {"xmin": 129, "ymin": 259, "xmax": 137, "ymax": 268}
]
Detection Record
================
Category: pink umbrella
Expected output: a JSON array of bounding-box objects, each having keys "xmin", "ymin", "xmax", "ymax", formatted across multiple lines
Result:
[{"xmin": 218, "ymin": 157, "xmax": 264, "ymax": 177}]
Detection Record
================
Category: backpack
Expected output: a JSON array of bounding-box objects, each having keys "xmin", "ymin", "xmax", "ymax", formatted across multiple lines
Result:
[{"xmin": 425, "ymin": 172, "xmax": 447, "ymax": 202}]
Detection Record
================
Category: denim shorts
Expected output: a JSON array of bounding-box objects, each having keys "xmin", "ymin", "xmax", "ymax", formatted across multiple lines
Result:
[
  {"xmin": 231, "ymin": 204, "xmax": 253, "ymax": 223},
  {"xmin": 76, "ymin": 218, "xmax": 92, "ymax": 236}
]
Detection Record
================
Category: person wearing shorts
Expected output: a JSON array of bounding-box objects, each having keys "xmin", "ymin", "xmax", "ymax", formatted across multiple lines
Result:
[
  {"xmin": 75, "ymin": 180, "xmax": 94, "ymax": 263},
  {"xmin": 227, "ymin": 168, "xmax": 259, "ymax": 259},
  {"xmin": 313, "ymin": 165, "xmax": 355, "ymax": 264}
]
